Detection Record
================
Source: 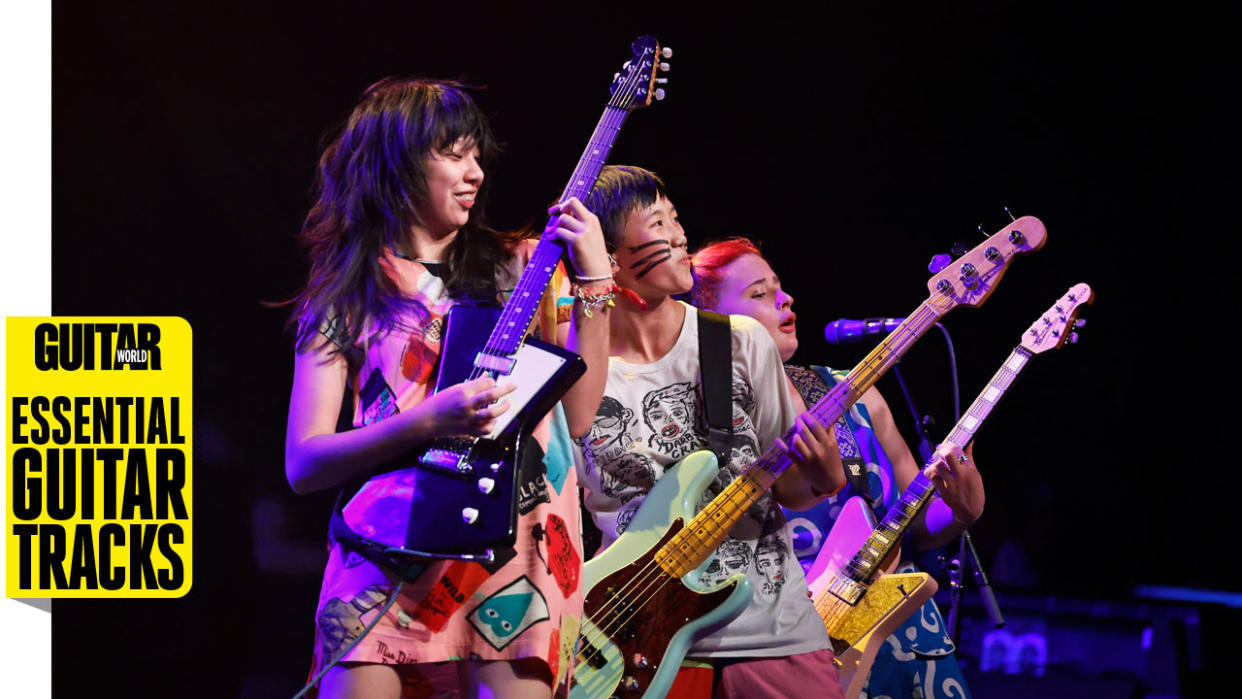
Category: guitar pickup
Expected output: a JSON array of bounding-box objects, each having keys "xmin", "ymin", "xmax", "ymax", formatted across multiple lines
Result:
[
  {"xmin": 827, "ymin": 574, "xmax": 868, "ymax": 606},
  {"xmin": 577, "ymin": 639, "xmax": 608, "ymax": 669},
  {"xmin": 474, "ymin": 352, "xmax": 516, "ymax": 375}
]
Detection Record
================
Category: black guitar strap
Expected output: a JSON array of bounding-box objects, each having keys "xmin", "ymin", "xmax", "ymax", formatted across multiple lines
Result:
[{"xmin": 698, "ymin": 310, "xmax": 733, "ymax": 468}]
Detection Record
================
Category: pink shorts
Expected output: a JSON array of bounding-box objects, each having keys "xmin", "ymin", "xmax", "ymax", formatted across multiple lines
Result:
[{"xmin": 669, "ymin": 649, "xmax": 844, "ymax": 699}]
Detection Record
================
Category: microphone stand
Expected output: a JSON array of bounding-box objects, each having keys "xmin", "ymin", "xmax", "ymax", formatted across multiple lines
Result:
[
  {"xmin": 946, "ymin": 530, "xmax": 1005, "ymax": 645},
  {"xmin": 890, "ymin": 362, "xmax": 935, "ymax": 462},
  {"xmin": 889, "ymin": 323, "xmax": 1005, "ymax": 646}
]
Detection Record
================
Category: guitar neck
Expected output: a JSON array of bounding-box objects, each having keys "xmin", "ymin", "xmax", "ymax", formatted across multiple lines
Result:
[
  {"xmin": 484, "ymin": 105, "xmax": 630, "ymax": 358},
  {"xmin": 843, "ymin": 344, "xmax": 1033, "ymax": 583},
  {"xmin": 657, "ymin": 299, "xmax": 952, "ymax": 577}
]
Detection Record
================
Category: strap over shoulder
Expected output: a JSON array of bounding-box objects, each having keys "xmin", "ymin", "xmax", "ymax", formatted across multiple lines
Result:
[{"xmin": 697, "ymin": 309, "xmax": 733, "ymax": 467}]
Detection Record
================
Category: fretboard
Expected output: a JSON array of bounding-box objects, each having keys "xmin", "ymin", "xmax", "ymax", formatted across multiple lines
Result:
[
  {"xmin": 842, "ymin": 345, "xmax": 1032, "ymax": 584},
  {"xmin": 480, "ymin": 105, "xmax": 630, "ymax": 360},
  {"xmin": 656, "ymin": 298, "xmax": 956, "ymax": 577}
]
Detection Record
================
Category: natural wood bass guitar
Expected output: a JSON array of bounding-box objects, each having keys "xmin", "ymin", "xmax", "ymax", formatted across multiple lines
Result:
[{"xmin": 571, "ymin": 218, "xmax": 1048, "ymax": 699}]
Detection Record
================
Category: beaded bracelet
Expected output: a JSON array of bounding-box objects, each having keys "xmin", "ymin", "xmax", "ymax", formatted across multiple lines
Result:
[{"xmin": 571, "ymin": 272, "xmax": 614, "ymax": 283}]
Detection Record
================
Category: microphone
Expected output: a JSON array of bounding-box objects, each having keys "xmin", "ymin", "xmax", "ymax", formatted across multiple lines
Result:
[{"xmin": 824, "ymin": 317, "xmax": 905, "ymax": 345}]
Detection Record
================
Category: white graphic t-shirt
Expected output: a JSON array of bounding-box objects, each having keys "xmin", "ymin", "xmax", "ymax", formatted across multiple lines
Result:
[{"xmin": 577, "ymin": 302, "xmax": 830, "ymax": 658}]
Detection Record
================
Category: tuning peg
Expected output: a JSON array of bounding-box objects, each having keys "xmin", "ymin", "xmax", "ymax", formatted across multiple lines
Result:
[
  {"xmin": 1003, "ymin": 206, "xmax": 1016, "ymax": 222},
  {"xmin": 1068, "ymin": 332, "xmax": 1079, "ymax": 344},
  {"xmin": 614, "ymin": 72, "xmax": 620, "ymax": 80},
  {"xmin": 623, "ymin": 60, "xmax": 632, "ymax": 69},
  {"xmin": 928, "ymin": 253, "xmax": 951, "ymax": 274},
  {"xmin": 661, "ymin": 46, "xmax": 673, "ymax": 58},
  {"xmin": 654, "ymin": 88, "xmax": 666, "ymax": 100},
  {"xmin": 1073, "ymin": 318, "xmax": 1086, "ymax": 328},
  {"xmin": 659, "ymin": 62, "xmax": 671, "ymax": 71}
]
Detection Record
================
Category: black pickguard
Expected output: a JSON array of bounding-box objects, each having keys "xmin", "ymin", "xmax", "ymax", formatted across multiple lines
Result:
[{"xmin": 400, "ymin": 305, "xmax": 584, "ymax": 554}]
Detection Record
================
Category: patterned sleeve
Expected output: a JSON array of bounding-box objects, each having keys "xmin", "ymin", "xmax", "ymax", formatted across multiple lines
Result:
[{"xmin": 729, "ymin": 313, "xmax": 798, "ymax": 451}]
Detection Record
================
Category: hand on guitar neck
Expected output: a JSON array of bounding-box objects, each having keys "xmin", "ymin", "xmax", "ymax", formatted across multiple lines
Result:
[
  {"xmin": 774, "ymin": 397, "xmax": 848, "ymax": 510},
  {"xmin": 545, "ymin": 197, "xmax": 611, "ymax": 281},
  {"xmin": 916, "ymin": 442, "xmax": 985, "ymax": 549},
  {"xmin": 544, "ymin": 196, "xmax": 614, "ymax": 440}
]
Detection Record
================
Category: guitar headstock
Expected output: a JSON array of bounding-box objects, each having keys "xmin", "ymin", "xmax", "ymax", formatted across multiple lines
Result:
[
  {"xmin": 1020, "ymin": 282, "xmax": 1094, "ymax": 354},
  {"xmin": 926, "ymin": 215, "xmax": 1047, "ymax": 312},
  {"xmin": 608, "ymin": 35, "xmax": 670, "ymax": 111}
]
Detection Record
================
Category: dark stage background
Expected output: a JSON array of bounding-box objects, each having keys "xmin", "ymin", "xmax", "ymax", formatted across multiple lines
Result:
[{"xmin": 49, "ymin": 2, "xmax": 1235, "ymax": 697}]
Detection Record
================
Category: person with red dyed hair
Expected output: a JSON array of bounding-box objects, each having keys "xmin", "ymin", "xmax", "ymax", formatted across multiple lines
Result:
[{"xmin": 689, "ymin": 237, "xmax": 983, "ymax": 698}]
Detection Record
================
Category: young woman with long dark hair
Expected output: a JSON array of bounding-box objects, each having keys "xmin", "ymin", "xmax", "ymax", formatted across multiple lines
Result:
[{"xmin": 284, "ymin": 77, "xmax": 611, "ymax": 698}]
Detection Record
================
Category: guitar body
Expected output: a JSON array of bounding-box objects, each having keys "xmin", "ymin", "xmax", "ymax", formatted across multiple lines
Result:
[
  {"xmin": 571, "ymin": 451, "xmax": 753, "ymax": 699},
  {"xmin": 805, "ymin": 497, "xmax": 937, "ymax": 698},
  {"xmin": 830, "ymin": 572, "xmax": 936, "ymax": 698},
  {"xmin": 402, "ymin": 305, "xmax": 584, "ymax": 554}
]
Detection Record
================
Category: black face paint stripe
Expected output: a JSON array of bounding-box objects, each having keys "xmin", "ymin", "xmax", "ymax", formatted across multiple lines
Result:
[
  {"xmin": 630, "ymin": 249, "xmax": 670, "ymax": 269},
  {"xmin": 627, "ymin": 240, "xmax": 669, "ymax": 253},
  {"xmin": 634, "ymin": 253, "xmax": 672, "ymax": 278}
]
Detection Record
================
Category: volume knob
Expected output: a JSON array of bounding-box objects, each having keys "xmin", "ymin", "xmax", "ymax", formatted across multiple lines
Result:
[{"xmin": 462, "ymin": 508, "xmax": 480, "ymax": 524}]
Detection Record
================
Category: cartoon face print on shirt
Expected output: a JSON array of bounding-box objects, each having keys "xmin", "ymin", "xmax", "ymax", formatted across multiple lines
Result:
[
  {"xmin": 700, "ymin": 432, "xmax": 782, "ymax": 535},
  {"xmin": 643, "ymin": 382, "xmax": 701, "ymax": 459},
  {"xmin": 582, "ymin": 396, "xmax": 637, "ymax": 475},
  {"xmin": 754, "ymin": 533, "xmax": 790, "ymax": 597},
  {"xmin": 730, "ymin": 371, "xmax": 756, "ymax": 433},
  {"xmin": 698, "ymin": 538, "xmax": 754, "ymax": 588},
  {"xmin": 600, "ymin": 452, "xmax": 658, "ymax": 503},
  {"xmin": 729, "ymin": 432, "xmax": 760, "ymax": 469}
]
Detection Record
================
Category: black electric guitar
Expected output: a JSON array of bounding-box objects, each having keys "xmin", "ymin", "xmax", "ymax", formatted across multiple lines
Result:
[{"xmin": 395, "ymin": 37, "xmax": 671, "ymax": 557}]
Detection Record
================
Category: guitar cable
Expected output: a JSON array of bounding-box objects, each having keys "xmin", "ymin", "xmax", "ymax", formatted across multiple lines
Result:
[{"xmin": 291, "ymin": 580, "xmax": 405, "ymax": 699}]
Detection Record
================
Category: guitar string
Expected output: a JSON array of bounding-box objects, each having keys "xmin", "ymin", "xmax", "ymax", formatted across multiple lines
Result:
[
  {"xmin": 842, "ymin": 352, "xmax": 1025, "ymax": 581},
  {"xmin": 575, "ymin": 301, "xmax": 947, "ymax": 671},
  {"xmin": 817, "ymin": 346, "xmax": 1033, "ymax": 616},
  {"xmin": 465, "ymin": 63, "xmax": 645, "ymax": 385}
]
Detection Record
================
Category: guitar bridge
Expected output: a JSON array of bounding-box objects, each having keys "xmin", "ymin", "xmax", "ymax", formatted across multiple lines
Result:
[{"xmin": 418, "ymin": 437, "xmax": 477, "ymax": 476}]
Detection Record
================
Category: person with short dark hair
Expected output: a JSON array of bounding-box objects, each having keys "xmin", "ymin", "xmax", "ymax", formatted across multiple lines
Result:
[{"xmin": 576, "ymin": 165, "xmax": 847, "ymax": 698}]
